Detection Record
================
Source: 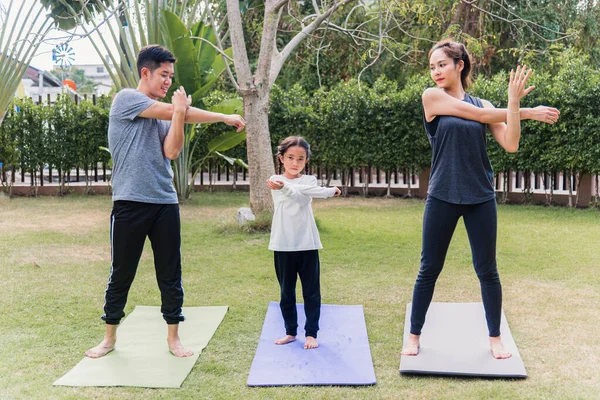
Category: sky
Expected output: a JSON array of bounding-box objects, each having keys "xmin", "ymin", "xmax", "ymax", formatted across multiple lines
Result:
[{"xmin": 1, "ymin": 0, "xmax": 118, "ymax": 71}]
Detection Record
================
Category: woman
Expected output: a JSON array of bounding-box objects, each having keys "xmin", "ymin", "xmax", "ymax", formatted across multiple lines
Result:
[{"xmin": 401, "ymin": 39, "xmax": 560, "ymax": 359}]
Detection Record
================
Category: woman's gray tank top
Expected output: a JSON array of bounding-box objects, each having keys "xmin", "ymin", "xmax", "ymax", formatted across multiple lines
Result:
[{"xmin": 424, "ymin": 93, "xmax": 495, "ymax": 204}]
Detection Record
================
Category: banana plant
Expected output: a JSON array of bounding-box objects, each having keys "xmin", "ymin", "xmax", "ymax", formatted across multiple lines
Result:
[
  {"xmin": 0, "ymin": 0, "xmax": 53, "ymax": 127},
  {"xmin": 162, "ymin": 10, "xmax": 245, "ymax": 200},
  {"xmin": 172, "ymin": 96, "xmax": 247, "ymax": 200}
]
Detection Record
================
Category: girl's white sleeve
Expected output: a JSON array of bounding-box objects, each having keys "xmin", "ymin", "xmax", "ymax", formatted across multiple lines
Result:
[{"xmin": 281, "ymin": 176, "xmax": 336, "ymax": 199}]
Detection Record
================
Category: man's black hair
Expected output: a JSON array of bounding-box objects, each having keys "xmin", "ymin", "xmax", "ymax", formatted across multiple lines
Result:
[{"xmin": 136, "ymin": 45, "xmax": 177, "ymax": 78}]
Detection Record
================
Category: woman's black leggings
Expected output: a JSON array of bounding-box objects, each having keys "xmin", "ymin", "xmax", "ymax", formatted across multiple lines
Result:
[{"xmin": 410, "ymin": 196, "xmax": 502, "ymax": 337}]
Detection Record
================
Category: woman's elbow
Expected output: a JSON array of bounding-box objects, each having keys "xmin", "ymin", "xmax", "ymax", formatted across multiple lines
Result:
[{"xmin": 504, "ymin": 144, "xmax": 519, "ymax": 153}]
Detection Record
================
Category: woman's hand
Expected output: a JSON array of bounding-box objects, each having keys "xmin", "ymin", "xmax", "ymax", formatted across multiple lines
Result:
[
  {"xmin": 266, "ymin": 179, "xmax": 284, "ymax": 190},
  {"xmin": 525, "ymin": 106, "xmax": 561, "ymax": 124},
  {"xmin": 508, "ymin": 65, "xmax": 535, "ymax": 103},
  {"xmin": 333, "ymin": 187, "xmax": 341, "ymax": 197}
]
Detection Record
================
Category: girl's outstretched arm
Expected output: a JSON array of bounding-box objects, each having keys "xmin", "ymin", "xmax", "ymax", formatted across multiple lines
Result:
[
  {"xmin": 281, "ymin": 177, "xmax": 337, "ymax": 199},
  {"xmin": 267, "ymin": 176, "xmax": 337, "ymax": 203}
]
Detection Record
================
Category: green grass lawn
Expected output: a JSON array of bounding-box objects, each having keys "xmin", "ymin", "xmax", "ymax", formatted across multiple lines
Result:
[{"xmin": 0, "ymin": 192, "xmax": 599, "ymax": 399}]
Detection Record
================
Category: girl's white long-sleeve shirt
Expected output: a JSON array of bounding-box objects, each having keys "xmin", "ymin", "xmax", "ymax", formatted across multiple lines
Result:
[{"xmin": 268, "ymin": 174, "xmax": 337, "ymax": 252}]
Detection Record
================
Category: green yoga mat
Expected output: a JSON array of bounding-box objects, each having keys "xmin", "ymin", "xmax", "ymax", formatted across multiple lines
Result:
[{"xmin": 54, "ymin": 306, "xmax": 228, "ymax": 388}]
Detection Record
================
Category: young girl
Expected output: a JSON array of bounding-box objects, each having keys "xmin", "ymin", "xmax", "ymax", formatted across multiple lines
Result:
[
  {"xmin": 267, "ymin": 136, "xmax": 341, "ymax": 350},
  {"xmin": 401, "ymin": 40, "xmax": 560, "ymax": 359}
]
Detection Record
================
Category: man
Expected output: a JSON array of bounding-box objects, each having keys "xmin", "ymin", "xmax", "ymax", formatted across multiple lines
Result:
[{"xmin": 86, "ymin": 45, "xmax": 245, "ymax": 358}]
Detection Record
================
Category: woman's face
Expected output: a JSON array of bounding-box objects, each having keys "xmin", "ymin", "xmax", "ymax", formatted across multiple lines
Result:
[{"xmin": 429, "ymin": 48, "xmax": 463, "ymax": 90}]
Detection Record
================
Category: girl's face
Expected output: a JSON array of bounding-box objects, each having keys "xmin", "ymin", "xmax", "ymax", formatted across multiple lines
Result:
[
  {"xmin": 280, "ymin": 145, "xmax": 308, "ymax": 179},
  {"xmin": 429, "ymin": 48, "xmax": 462, "ymax": 90}
]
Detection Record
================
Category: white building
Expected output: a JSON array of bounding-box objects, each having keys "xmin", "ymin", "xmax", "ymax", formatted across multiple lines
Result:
[
  {"xmin": 52, "ymin": 62, "xmax": 115, "ymax": 96},
  {"xmin": 20, "ymin": 65, "xmax": 68, "ymax": 103}
]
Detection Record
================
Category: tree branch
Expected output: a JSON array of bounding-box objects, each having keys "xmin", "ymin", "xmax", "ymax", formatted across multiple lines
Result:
[
  {"xmin": 225, "ymin": 0, "xmax": 253, "ymax": 92},
  {"xmin": 267, "ymin": 0, "xmax": 289, "ymax": 14},
  {"xmin": 271, "ymin": 0, "xmax": 356, "ymax": 85},
  {"xmin": 205, "ymin": 4, "xmax": 239, "ymax": 91},
  {"xmin": 255, "ymin": 1, "xmax": 285, "ymax": 88},
  {"xmin": 189, "ymin": 36, "xmax": 234, "ymax": 62},
  {"xmin": 462, "ymin": 0, "xmax": 577, "ymax": 42}
]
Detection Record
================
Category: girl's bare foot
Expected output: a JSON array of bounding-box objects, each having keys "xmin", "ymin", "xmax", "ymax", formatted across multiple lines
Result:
[
  {"xmin": 85, "ymin": 338, "xmax": 115, "ymax": 358},
  {"xmin": 490, "ymin": 336, "xmax": 512, "ymax": 359},
  {"xmin": 304, "ymin": 336, "xmax": 318, "ymax": 349},
  {"xmin": 401, "ymin": 333, "xmax": 420, "ymax": 356},
  {"xmin": 274, "ymin": 335, "xmax": 296, "ymax": 345}
]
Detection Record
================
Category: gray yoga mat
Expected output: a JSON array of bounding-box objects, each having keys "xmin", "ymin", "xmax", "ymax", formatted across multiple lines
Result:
[
  {"xmin": 399, "ymin": 302, "xmax": 527, "ymax": 378},
  {"xmin": 54, "ymin": 305, "xmax": 228, "ymax": 388}
]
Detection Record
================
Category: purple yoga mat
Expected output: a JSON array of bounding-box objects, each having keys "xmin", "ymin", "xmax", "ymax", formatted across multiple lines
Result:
[{"xmin": 247, "ymin": 302, "xmax": 377, "ymax": 386}]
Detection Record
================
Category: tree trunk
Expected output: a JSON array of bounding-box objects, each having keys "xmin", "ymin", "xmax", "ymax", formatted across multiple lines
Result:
[
  {"xmin": 386, "ymin": 169, "xmax": 391, "ymax": 198},
  {"xmin": 502, "ymin": 170, "xmax": 509, "ymax": 204},
  {"xmin": 243, "ymin": 90, "xmax": 275, "ymax": 214},
  {"xmin": 550, "ymin": 172, "xmax": 555, "ymax": 205},
  {"xmin": 566, "ymin": 170, "xmax": 573, "ymax": 207},
  {"xmin": 575, "ymin": 171, "xmax": 583, "ymax": 207},
  {"xmin": 594, "ymin": 173, "xmax": 599, "ymax": 208}
]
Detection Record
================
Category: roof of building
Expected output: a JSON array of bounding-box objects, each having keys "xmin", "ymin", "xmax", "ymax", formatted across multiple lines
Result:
[{"xmin": 23, "ymin": 65, "xmax": 63, "ymax": 87}]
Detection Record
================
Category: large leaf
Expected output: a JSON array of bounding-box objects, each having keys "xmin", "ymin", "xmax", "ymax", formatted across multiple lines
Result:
[
  {"xmin": 209, "ymin": 98, "xmax": 244, "ymax": 115},
  {"xmin": 163, "ymin": 10, "xmax": 198, "ymax": 98},
  {"xmin": 208, "ymin": 130, "xmax": 247, "ymax": 152},
  {"xmin": 215, "ymin": 151, "xmax": 248, "ymax": 170},
  {"xmin": 192, "ymin": 22, "xmax": 217, "ymax": 77},
  {"xmin": 209, "ymin": 47, "xmax": 234, "ymax": 81}
]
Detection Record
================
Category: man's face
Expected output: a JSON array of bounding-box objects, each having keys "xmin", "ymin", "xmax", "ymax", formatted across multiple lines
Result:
[{"xmin": 142, "ymin": 62, "xmax": 174, "ymax": 99}]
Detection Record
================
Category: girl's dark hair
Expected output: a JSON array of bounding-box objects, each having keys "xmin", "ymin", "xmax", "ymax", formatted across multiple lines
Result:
[
  {"xmin": 429, "ymin": 39, "xmax": 472, "ymax": 90},
  {"xmin": 136, "ymin": 45, "xmax": 177, "ymax": 78},
  {"xmin": 276, "ymin": 136, "xmax": 311, "ymax": 158}
]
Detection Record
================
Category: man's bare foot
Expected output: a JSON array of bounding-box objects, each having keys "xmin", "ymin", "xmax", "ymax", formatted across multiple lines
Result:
[
  {"xmin": 274, "ymin": 335, "xmax": 296, "ymax": 345},
  {"xmin": 167, "ymin": 324, "xmax": 193, "ymax": 357},
  {"xmin": 304, "ymin": 336, "xmax": 318, "ymax": 349},
  {"xmin": 401, "ymin": 333, "xmax": 420, "ymax": 356},
  {"xmin": 490, "ymin": 336, "xmax": 512, "ymax": 359},
  {"xmin": 167, "ymin": 337, "xmax": 193, "ymax": 357},
  {"xmin": 85, "ymin": 338, "xmax": 115, "ymax": 358}
]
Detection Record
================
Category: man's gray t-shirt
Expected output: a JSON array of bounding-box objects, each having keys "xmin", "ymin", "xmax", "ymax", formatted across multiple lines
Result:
[{"xmin": 108, "ymin": 89, "xmax": 178, "ymax": 204}]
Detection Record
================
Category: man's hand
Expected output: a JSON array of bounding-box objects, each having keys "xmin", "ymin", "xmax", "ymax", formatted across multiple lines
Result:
[
  {"xmin": 333, "ymin": 187, "xmax": 341, "ymax": 197},
  {"xmin": 172, "ymin": 86, "xmax": 191, "ymax": 112},
  {"xmin": 267, "ymin": 179, "xmax": 284, "ymax": 190},
  {"xmin": 224, "ymin": 114, "xmax": 246, "ymax": 132}
]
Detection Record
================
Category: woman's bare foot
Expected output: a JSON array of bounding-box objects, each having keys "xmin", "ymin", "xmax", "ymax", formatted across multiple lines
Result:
[
  {"xmin": 401, "ymin": 334, "xmax": 420, "ymax": 356},
  {"xmin": 85, "ymin": 337, "xmax": 116, "ymax": 358},
  {"xmin": 274, "ymin": 335, "xmax": 296, "ymax": 345},
  {"xmin": 304, "ymin": 336, "xmax": 318, "ymax": 349},
  {"xmin": 490, "ymin": 336, "xmax": 512, "ymax": 359},
  {"xmin": 167, "ymin": 337, "xmax": 194, "ymax": 357}
]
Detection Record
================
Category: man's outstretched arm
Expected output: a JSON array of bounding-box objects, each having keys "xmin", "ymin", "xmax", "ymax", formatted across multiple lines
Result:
[{"xmin": 139, "ymin": 99, "xmax": 246, "ymax": 132}]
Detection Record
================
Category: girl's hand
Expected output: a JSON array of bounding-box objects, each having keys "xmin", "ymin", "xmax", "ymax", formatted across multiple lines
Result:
[
  {"xmin": 266, "ymin": 179, "xmax": 284, "ymax": 190},
  {"xmin": 508, "ymin": 65, "xmax": 535, "ymax": 102},
  {"xmin": 527, "ymin": 106, "xmax": 560, "ymax": 124},
  {"xmin": 333, "ymin": 187, "xmax": 341, "ymax": 197}
]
